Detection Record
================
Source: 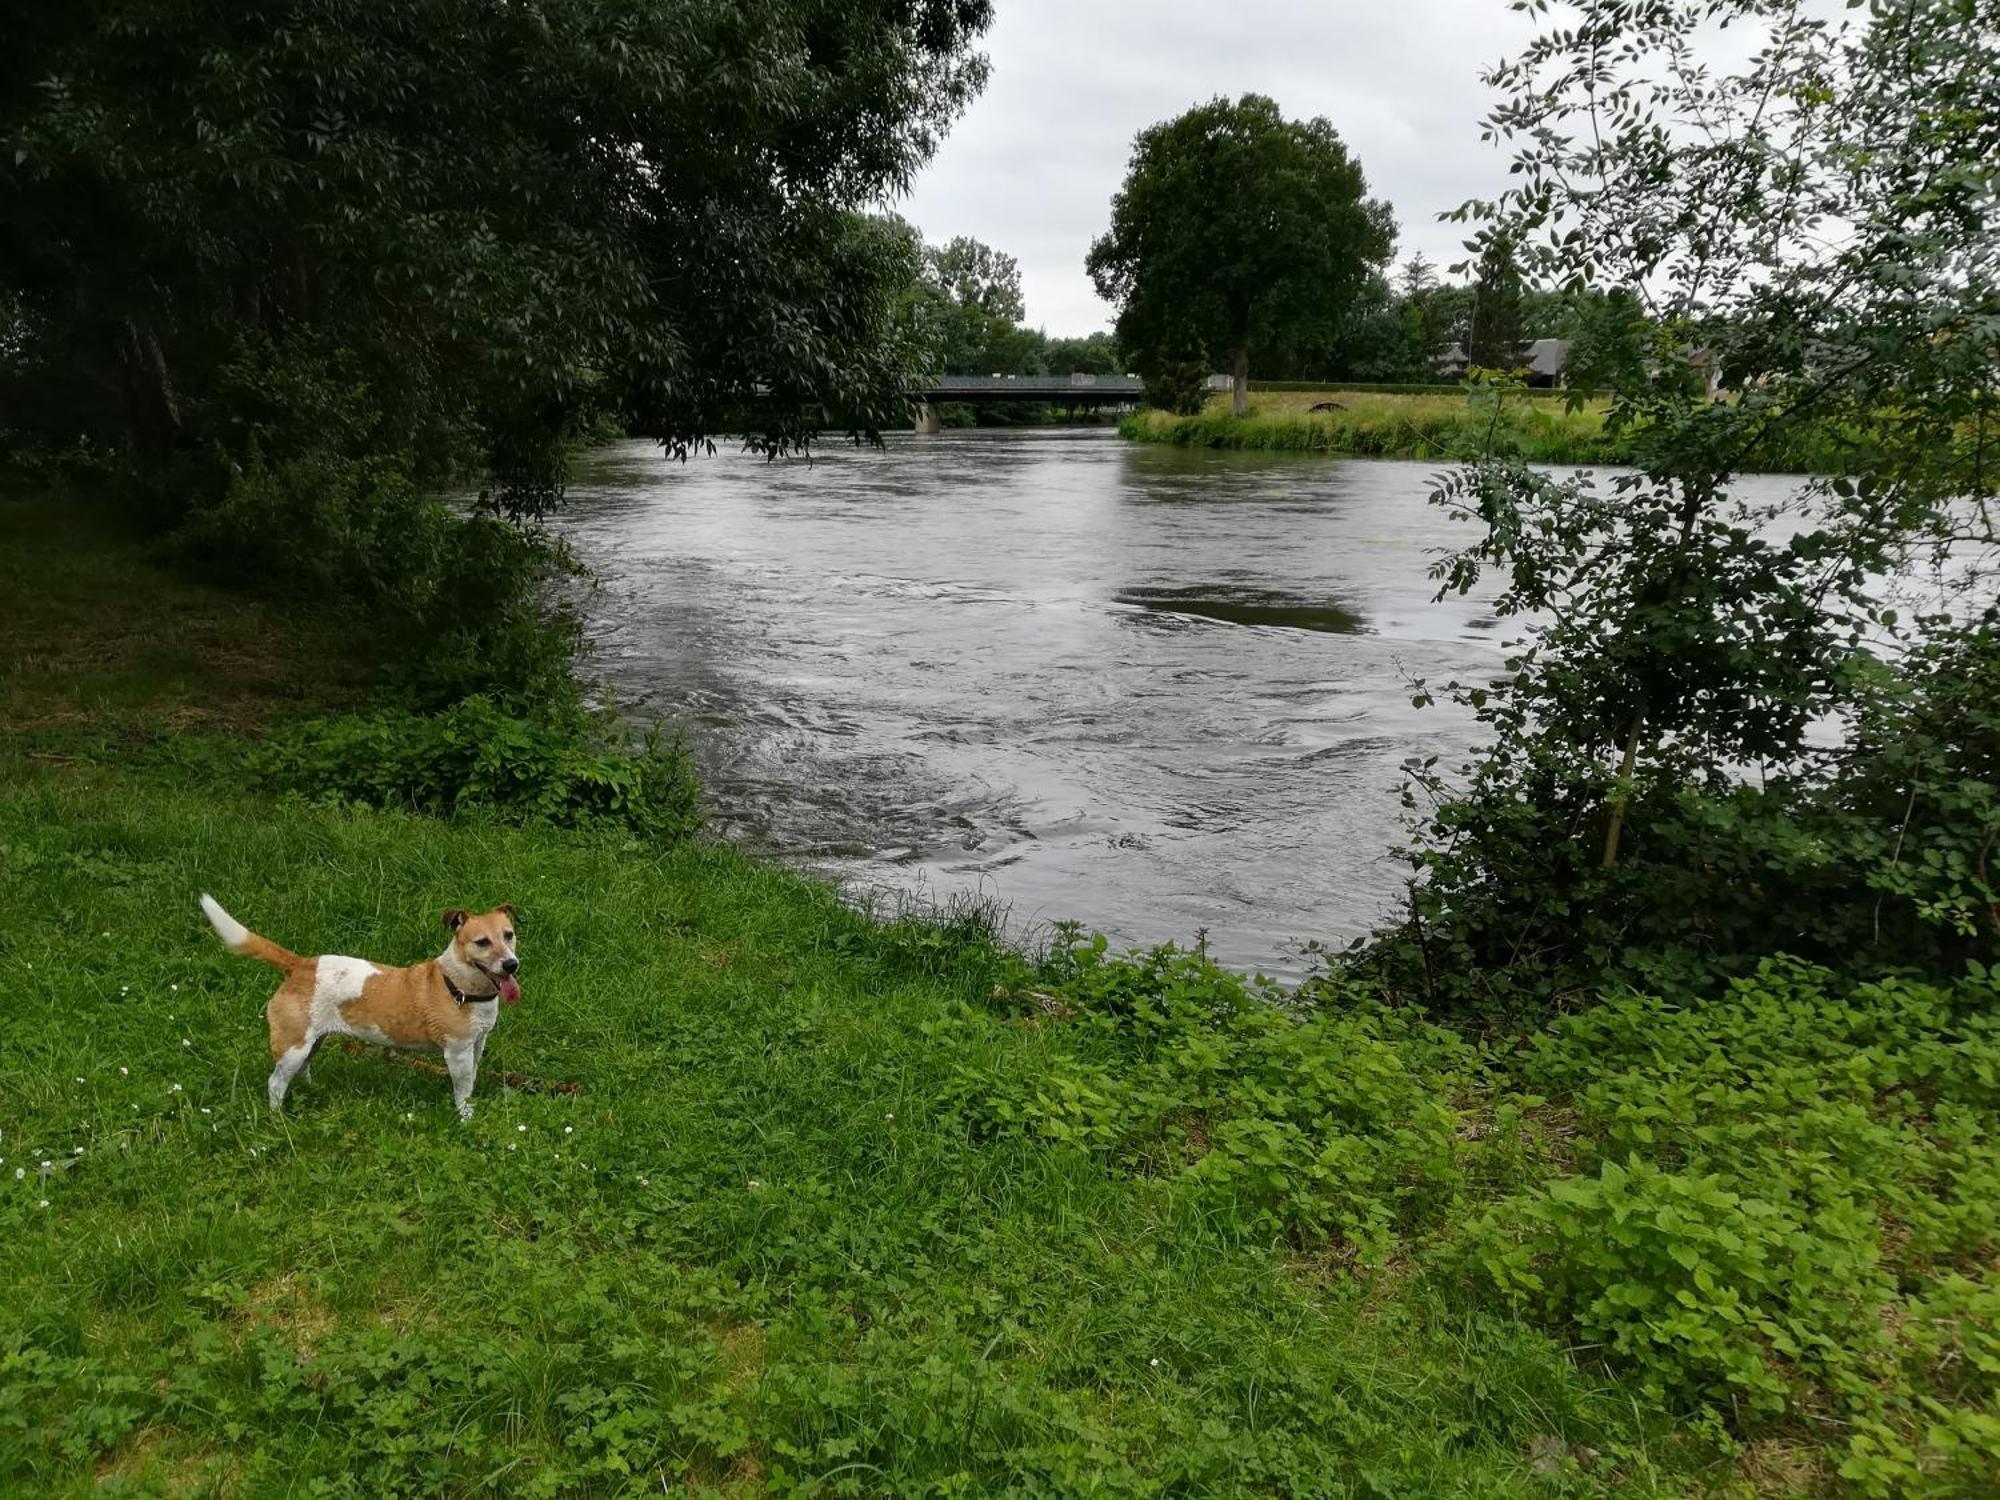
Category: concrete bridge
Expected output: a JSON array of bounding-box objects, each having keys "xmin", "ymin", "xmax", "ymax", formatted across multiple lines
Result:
[{"xmin": 912, "ymin": 373, "xmax": 1146, "ymax": 432}]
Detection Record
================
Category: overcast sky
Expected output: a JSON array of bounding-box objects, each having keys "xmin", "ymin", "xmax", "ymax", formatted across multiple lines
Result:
[{"xmin": 895, "ymin": 0, "xmax": 1541, "ymax": 337}]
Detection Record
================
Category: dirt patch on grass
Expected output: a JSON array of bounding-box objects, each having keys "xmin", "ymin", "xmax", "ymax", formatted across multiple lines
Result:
[
  {"xmin": 1730, "ymin": 1437, "xmax": 1832, "ymax": 1496},
  {"xmin": 241, "ymin": 1272, "xmax": 338, "ymax": 1361},
  {"xmin": 94, "ymin": 1427, "xmax": 240, "ymax": 1498},
  {"xmin": 0, "ymin": 497, "xmax": 375, "ymax": 744}
]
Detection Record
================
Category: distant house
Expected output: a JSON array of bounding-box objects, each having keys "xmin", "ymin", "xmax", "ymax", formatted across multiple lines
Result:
[{"xmin": 1435, "ymin": 338, "xmax": 1572, "ymax": 388}]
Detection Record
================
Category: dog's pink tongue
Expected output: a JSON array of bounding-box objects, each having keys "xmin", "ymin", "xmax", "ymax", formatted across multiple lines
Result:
[{"xmin": 499, "ymin": 975, "xmax": 521, "ymax": 1006}]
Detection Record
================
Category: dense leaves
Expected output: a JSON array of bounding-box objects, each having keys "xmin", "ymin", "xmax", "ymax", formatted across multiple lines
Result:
[
  {"xmin": 0, "ymin": 0, "xmax": 995, "ymax": 506},
  {"xmin": 1088, "ymin": 94, "xmax": 1394, "ymax": 414},
  {"xmin": 1362, "ymin": 0, "xmax": 2000, "ymax": 1016}
]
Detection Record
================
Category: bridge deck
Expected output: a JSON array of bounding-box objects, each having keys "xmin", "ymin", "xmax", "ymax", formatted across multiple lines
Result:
[{"xmin": 918, "ymin": 375, "xmax": 1144, "ymax": 402}]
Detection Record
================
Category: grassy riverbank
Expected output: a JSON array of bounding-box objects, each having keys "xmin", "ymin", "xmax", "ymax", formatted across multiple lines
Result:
[
  {"xmin": 1122, "ymin": 390, "xmax": 1625, "ymax": 463},
  {"xmin": 1122, "ymin": 390, "xmax": 1858, "ymax": 471},
  {"xmin": 4, "ymin": 494, "xmax": 1995, "ymax": 1496}
]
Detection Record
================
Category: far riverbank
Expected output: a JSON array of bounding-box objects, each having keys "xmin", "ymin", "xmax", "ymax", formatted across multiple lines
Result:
[{"xmin": 1123, "ymin": 388, "xmax": 1849, "ymax": 470}]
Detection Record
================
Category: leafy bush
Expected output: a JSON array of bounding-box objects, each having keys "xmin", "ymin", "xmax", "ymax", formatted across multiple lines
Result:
[
  {"xmin": 970, "ymin": 931, "xmax": 1487, "ymax": 1258},
  {"xmin": 968, "ymin": 934, "xmax": 2000, "ymax": 1491},
  {"xmin": 1353, "ymin": 623, "xmax": 1999, "ymax": 1022},
  {"xmin": 254, "ymin": 697, "xmax": 701, "ymax": 843},
  {"xmin": 170, "ymin": 337, "xmax": 584, "ymax": 708},
  {"xmin": 1455, "ymin": 961, "xmax": 2000, "ymax": 1493}
]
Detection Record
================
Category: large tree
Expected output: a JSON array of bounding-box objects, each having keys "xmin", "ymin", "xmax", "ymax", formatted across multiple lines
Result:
[
  {"xmin": 1086, "ymin": 94, "xmax": 1394, "ymax": 415},
  {"xmin": 0, "ymin": 0, "xmax": 994, "ymax": 507},
  {"xmin": 914, "ymin": 233, "xmax": 1047, "ymax": 375},
  {"xmin": 1465, "ymin": 233, "xmax": 1528, "ymax": 371}
]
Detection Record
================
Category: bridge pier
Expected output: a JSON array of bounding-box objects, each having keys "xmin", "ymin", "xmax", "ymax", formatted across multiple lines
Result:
[{"xmin": 912, "ymin": 401, "xmax": 941, "ymax": 436}]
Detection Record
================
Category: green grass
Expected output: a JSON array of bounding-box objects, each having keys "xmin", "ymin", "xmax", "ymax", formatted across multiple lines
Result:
[
  {"xmin": 0, "ymin": 781, "xmax": 1708, "ymax": 1497},
  {"xmin": 1119, "ymin": 391, "xmax": 1875, "ymax": 473},
  {"xmin": 0, "ymin": 493, "xmax": 379, "ymax": 773},
  {"xmin": 1122, "ymin": 391, "xmax": 1625, "ymax": 464},
  {"xmin": 2, "ymin": 492, "xmax": 1993, "ymax": 1495}
]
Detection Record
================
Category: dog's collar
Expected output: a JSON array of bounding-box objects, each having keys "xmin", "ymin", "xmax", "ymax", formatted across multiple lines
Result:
[{"xmin": 440, "ymin": 966, "xmax": 497, "ymax": 1006}]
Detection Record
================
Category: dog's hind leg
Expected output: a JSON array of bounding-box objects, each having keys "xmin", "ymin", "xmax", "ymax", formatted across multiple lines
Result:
[
  {"xmin": 268, "ymin": 1041, "xmax": 314, "ymax": 1110},
  {"xmin": 444, "ymin": 1040, "xmax": 479, "ymax": 1121}
]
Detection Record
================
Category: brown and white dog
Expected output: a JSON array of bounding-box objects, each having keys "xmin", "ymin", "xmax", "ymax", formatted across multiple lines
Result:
[{"xmin": 200, "ymin": 895, "xmax": 521, "ymax": 1118}]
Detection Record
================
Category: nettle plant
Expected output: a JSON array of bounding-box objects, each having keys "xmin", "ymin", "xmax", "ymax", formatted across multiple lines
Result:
[{"xmin": 1366, "ymin": 0, "xmax": 2000, "ymax": 1017}]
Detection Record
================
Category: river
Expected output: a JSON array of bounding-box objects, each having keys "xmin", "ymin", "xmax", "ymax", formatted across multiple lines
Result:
[{"xmin": 558, "ymin": 428, "xmax": 1520, "ymax": 975}]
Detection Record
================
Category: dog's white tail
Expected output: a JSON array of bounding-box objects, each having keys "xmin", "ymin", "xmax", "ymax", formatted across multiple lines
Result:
[{"xmin": 200, "ymin": 894, "xmax": 304, "ymax": 971}]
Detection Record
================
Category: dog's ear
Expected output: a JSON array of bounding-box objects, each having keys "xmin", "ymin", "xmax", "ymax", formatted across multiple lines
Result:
[
  {"xmin": 495, "ymin": 902, "xmax": 516, "ymax": 920},
  {"xmin": 443, "ymin": 908, "xmax": 469, "ymax": 931}
]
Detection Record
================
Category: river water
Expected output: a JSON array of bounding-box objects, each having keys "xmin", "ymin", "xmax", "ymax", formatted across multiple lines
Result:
[{"xmin": 559, "ymin": 429, "xmax": 1517, "ymax": 974}]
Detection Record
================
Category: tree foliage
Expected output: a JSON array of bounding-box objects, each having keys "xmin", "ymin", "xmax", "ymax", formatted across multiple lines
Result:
[
  {"xmin": 0, "ymin": 0, "xmax": 994, "ymax": 513},
  {"xmin": 1360, "ymin": 0, "xmax": 2000, "ymax": 1019},
  {"xmin": 1087, "ymin": 94, "xmax": 1394, "ymax": 414},
  {"xmin": 1465, "ymin": 235, "xmax": 1528, "ymax": 371}
]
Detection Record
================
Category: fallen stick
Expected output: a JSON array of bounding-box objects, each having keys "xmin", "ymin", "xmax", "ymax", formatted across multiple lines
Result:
[{"xmin": 335, "ymin": 1039, "xmax": 582, "ymax": 1095}]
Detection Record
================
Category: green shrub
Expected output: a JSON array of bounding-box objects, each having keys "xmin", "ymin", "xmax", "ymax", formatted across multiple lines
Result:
[
  {"xmin": 254, "ymin": 697, "xmax": 701, "ymax": 843},
  {"xmin": 971, "ymin": 932, "xmax": 1486, "ymax": 1257},
  {"xmin": 170, "ymin": 335, "xmax": 583, "ymax": 708},
  {"xmin": 1454, "ymin": 961, "xmax": 2000, "ymax": 1492}
]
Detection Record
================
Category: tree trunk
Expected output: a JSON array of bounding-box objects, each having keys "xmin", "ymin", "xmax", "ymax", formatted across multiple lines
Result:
[
  {"xmin": 120, "ymin": 318, "xmax": 183, "ymax": 458},
  {"xmin": 1231, "ymin": 344, "xmax": 1248, "ymax": 416},
  {"xmin": 1600, "ymin": 711, "xmax": 1644, "ymax": 868}
]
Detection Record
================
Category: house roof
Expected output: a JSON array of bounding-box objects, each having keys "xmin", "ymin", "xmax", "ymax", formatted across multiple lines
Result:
[{"xmin": 1436, "ymin": 338, "xmax": 1571, "ymax": 375}]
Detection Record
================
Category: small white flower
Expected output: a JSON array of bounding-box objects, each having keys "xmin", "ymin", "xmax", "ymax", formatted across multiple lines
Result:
[
  {"xmin": 75, "ymin": 1076, "xmax": 85, "ymax": 1084},
  {"xmin": 12, "ymin": 1168, "xmax": 22, "ymax": 1180},
  {"xmin": 118, "ymin": 1067, "xmax": 128, "ymax": 1076},
  {"xmin": 1150, "ymin": 1358, "xmax": 1160, "ymax": 1367},
  {"xmin": 71, "ymin": 1146, "xmax": 83, "ymax": 1155},
  {"xmin": 564, "ymin": 1126, "xmax": 573, "ymax": 1135},
  {"xmin": 637, "ymin": 1176, "xmax": 649, "ymax": 1186},
  {"xmin": 199, "ymin": 1108, "xmax": 211, "ymax": 1116},
  {"xmin": 182, "ymin": 1039, "xmax": 192, "ymax": 1049},
  {"xmin": 507, "ymin": 1143, "xmax": 518, "ymax": 1151},
  {"xmin": 747, "ymin": 1179, "xmax": 763, "ymax": 1190},
  {"xmin": 38, "ymin": 1200, "xmax": 49, "ymax": 1209},
  {"xmin": 40, "ymin": 1160, "xmax": 52, "ymax": 1170},
  {"xmin": 884, "ymin": 1112, "xmax": 895, "ymax": 1121},
  {"xmin": 403, "ymin": 1112, "xmax": 414, "ymax": 1122},
  {"xmin": 170, "ymin": 1083, "xmax": 182, "ymax": 1092},
  {"xmin": 170, "ymin": 983, "xmax": 179, "ymax": 992},
  {"xmin": 101, "ymin": 931, "xmax": 110, "ymax": 938},
  {"xmin": 516, "ymin": 1124, "xmax": 527, "ymax": 1133},
  {"xmin": 119, "ymin": 986, "xmax": 129, "ymax": 996}
]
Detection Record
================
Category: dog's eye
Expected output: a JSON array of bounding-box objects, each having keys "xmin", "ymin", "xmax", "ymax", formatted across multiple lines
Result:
[
  {"xmin": 504, "ymin": 932, "xmax": 514, "ymax": 942},
  {"xmin": 474, "ymin": 937, "xmax": 492, "ymax": 947}
]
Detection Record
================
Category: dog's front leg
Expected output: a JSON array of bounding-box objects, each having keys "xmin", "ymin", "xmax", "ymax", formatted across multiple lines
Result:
[{"xmin": 444, "ymin": 1040, "xmax": 479, "ymax": 1120}]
